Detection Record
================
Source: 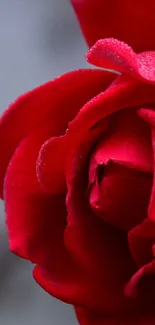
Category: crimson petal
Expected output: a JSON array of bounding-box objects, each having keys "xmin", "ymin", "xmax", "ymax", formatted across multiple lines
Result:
[
  {"xmin": 75, "ymin": 306, "xmax": 155, "ymax": 325},
  {"xmin": 89, "ymin": 164, "xmax": 152, "ymax": 232},
  {"xmin": 71, "ymin": 0, "xmax": 155, "ymax": 53},
  {"xmin": 128, "ymin": 219, "xmax": 155, "ymax": 267},
  {"xmin": 88, "ymin": 108, "xmax": 153, "ymax": 231},
  {"xmin": 66, "ymin": 125, "xmax": 136, "ymax": 314},
  {"xmin": 33, "ymin": 264, "xmax": 88, "ymax": 306},
  {"xmin": 37, "ymin": 136, "xmax": 68, "ymax": 193},
  {"xmin": 87, "ymin": 39, "xmax": 155, "ymax": 83},
  {"xmin": 89, "ymin": 108, "xmax": 153, "ymax": 180},
  {"xmin": 66, "ymin": 75, "xmax": 155, "ymax": 174},
  {"xmin": 138, "ymin": 109, "xmax": 155, "ymax": 223},
  {"xmin": 64, "ymin": 77, "xmax": 155, "ymax": 205},
  {"xmin": 4, "ymin": 120, "xmax": 93, "ymax": 305},
  {"xmin": 125, "ymin": 261, "xmax": 155, "ymax": 302},
  {"xmin": 34, "ymin": 70, "xmax": 115, "ymax": 193},
  {"xmin": 4, "ymin": 120, "xmax": 61, "ymax": 261}
]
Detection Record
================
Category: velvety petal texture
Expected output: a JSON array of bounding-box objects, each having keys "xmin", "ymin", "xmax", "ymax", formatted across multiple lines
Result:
[
  {"xmin": 87, "ymin": 39, "xmax": 155, "ymax": 83},
  {"xmin": 71, "ymin": 0, "xmax": 155, "ymax": 52}
]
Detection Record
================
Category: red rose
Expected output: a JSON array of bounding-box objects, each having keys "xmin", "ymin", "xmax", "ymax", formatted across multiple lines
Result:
[
  {"xmin": 1, "ymin": 39, "xmax": 155, "ymax": 325},
  {"xmin": 71, "ymin": 0, "xmax": 155, "ymax": 53}
]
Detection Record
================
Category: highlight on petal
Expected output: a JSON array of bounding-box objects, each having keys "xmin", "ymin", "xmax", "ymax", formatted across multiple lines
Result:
[
  {"xmin": 87, "ymin": 39, "xmax": 137, "ymax": 74},
  {"xmin": 37, "ymin": 136, "xmax": 68, "ymax": 194},
  {"xmin": 87, "ymin": 39, "xmax": 155, "ymax": 83}
]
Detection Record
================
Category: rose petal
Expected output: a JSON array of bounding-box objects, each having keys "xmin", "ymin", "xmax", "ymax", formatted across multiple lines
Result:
[
  {"xmin": 138, "ymin": 109, "xmax": 155, "ymax": 223},
  {"xmin": 34, "ymin": 69, "xmax": 115, "ymax": 194},
  {"xmin": 5, "ymin": 117, "xmax": 125, "ymax": 307},
  {"xmin": 65, "ymin": 127, "xmax": 136, "ymax": 314},
  {"xmin": 88, "ymin": 108, "xmax": 153, "ymax": 231},
  {"xmin": 75, "ymin": 306, "xmax": 155, "ymax": 325},
  {"xmin": 64, "ymin": 80, "xmax": 155, "ymax": 314},
  {"xmin": 89, "ymin": 163, "xmax": 152, "ymax": 231},
  {"xmin": 4, "ymin": 120, "xmax": 61, "ymax": 261},
  {"xmin": 128, "ymin": 219, "xmax": 155, "ymax": 267},
  {"xmin": 66, "ymin": 75, "xmax": 155, "ymax": 174},
  {"xmin": 87, "ymin": 39, "xmax": 137, "ymax": 74},
  {"xmin": 37, "ymin": 136, "xmax": 68, "ymax": 193},
  {"xmin": 71, "ymin": 0, "xmax": 155, "ymax": 53},
  {"xmin": 33, "ymin": 264, "xmax": 88, "ymax": 306},
  {"xmin": 4, "ymin": 119, "xmax": 73, "ymax": 278},
  {"xmin": 4, "ymin": 120, "xmax": 94, "ymax": 305},
  {"xmin": 126, "ymin": 108, "xmax": 155, "ymax": 268},
  {"xmin": 87, "ymin": 39, "xmax": 155, "ymax": 83},
  {"xmin": 125, "ymin": 262, "xmax": 155, "ymax": 303},
  {"xmin": 89, "ymin": 108, "xmax": 153, "ymax": 183},
  {"xmin": 65, "ymin": 222, "xmax": 135, "ymax": 313},
  {"xmin": 0, "ymin": 69, "xmax": 113, "ymax": 198}
]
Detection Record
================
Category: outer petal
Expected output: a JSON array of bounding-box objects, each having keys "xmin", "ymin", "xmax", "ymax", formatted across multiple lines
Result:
[
  {"xmin": 0, "ymin": 69, "xmax": 114, "ymax": 197},
  {"xmin": 4, "ymin": 119, "xmax": 93, "ymax": 305},
  {"xmin": 87, "ymin": 39, "xmax": 155, "ymax": 83},
  {"xmin": 4, "ymin": 120, "xmax": 59, "ymax": 260},
  {"xmin": 75, "ymin": 306, "xmax": 155, "ymax": 325},
  {"xmin": 71, "ymin": 0, "xmax": 155, "ymax": 53}
]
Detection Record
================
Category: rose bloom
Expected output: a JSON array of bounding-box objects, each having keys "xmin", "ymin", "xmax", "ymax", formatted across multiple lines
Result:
[
  {"xmin": 71, "ymin": 0, "xmax": 155, "ymax": 52},
  {"xmin": 1, "ymin": 39, "xmax": 155, "ymax": 325}
]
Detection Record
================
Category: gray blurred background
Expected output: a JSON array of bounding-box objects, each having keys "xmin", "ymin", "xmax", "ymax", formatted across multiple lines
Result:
[{"xmin": 0, "ymin": 1, "xmax": 89, "ymax": 324}]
